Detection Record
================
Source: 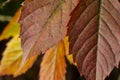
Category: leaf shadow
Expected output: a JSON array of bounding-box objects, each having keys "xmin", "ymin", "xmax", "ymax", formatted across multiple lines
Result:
[
  {"xmin": 105, "ymin": 63, "xmax": 120, "ymax": 80},
  {"xmin": 65, "ymin": 57, "xmax": 86, "ymax": 80}
]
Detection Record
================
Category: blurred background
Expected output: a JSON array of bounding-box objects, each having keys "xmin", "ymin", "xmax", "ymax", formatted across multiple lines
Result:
[{"xmin": 0, "ymin": 0, "xmax": 23, "ymax": 33}]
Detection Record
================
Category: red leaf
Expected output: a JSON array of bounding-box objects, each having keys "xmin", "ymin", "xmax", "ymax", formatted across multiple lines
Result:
[
  {"xmin": 19, "ymin": 0, "xmax": 78, "ymax": 62},
  {"xmin": 67, "ymin": 0, "xmax": 120, "ymax": 80}
]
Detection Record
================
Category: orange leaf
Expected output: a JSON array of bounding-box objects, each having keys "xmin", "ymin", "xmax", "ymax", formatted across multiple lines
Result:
[
  {"xmin": 40, "ymin": 41, "xmax": 66, "ymax": 80},
  {"xmin": 0, "ymin": 8, "xmax": 21, "ymax": 41}
]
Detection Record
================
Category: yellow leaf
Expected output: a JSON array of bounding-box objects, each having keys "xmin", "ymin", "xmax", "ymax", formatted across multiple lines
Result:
[
  {"xmin": 66, "ymin": 54, "xmax": 77, "ymax": 66},
  {"xmin": 40, "ymin": 41, "xmax": 66, "ymax": 80},
  {"xmin": 0, "ymin": 35, "xmax": 38, "ymax": 77},
  {"xmin": 64, "ymin": 36, "xmax": 69, "ymax": 55},
  {"xmin": 64, "ymin": 36, "xmax": 76, "ymax": 65},
  {"xmin": 0, "ymin": 8, "xmax": 21, "ymax": 41},
  {"xmin": 0, "ymin": 8, "xmax": 38, "ymax": 77}
]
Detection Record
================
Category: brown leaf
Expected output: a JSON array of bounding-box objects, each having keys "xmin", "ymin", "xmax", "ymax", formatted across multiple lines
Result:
[
  {"xmin": 67, "ymin": 0, "xmax": 120, "ymax": 80},
  {"xmin": 19, "ymin": 0, "xmax": 78, "ymax": 63},
  {"xmin": 40, "ymin": 41, "xmax": 66, "ymax": 80}
]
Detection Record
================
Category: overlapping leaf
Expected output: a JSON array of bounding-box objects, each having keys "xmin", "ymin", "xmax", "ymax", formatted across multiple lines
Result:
[
  {"xmin": 0, "ymin": 36, "xmax": 38, "ymax": 77},
  {"xmin": 40, "ymin": 41, "xmax": 66, "ymax": 80},
  {"xmin": 40, "ymin": 36, "xmax": 75, "ymax": 80},
  {"xmin": 0, "ymin": 8, "xmax": 38, "ymax": 77},
  {"xmin": 64, "ymin": 37, "xmax": 75, "ymax": 65},
  {"xmin": 67, "ymin": 0, "xmax": 120, "ymax": 80},
  {"xmin": 19, "ymin": 0, "xmax": 78, "ymax": 63},
  {"xmin": 0, "ymin": 8, "xmax": 21, "ymax": 40}
]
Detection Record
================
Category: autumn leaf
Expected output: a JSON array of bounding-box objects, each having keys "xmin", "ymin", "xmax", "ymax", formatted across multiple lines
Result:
[
  {"xmin": 19, "ymin": 0, "xmax": 78, "ymax": 64},
  {"xmin": 40, "ymin": 40, "xmax": 66, "ymax": 80},
  {"xmin": 64, "ymin": 37, "xmax": 75, "ymax": 65},
  {"xmin": 0, "ymin": 36, "xmax": 38, "ymax": 77},
  {"xmin": 0, "ymin": 8, "xmax": 38, "ymax": 77},
  {"xmin": 66, "ymin": 54, "xmax": 76, "ymax": 65},
  {"xmin": 64, "ymin": 36, "xmax": 69, "ymax": 55},
  {"xmin": 67, "ymin": 0, "xmax": 120, "ymax": 80},
  {"xmin": 0, "ymin": 8, "xmax": 21, "ymax": 41},
  {"xmin": 0, "ymin": 36, "xmax": 22, "ymax": 76}
]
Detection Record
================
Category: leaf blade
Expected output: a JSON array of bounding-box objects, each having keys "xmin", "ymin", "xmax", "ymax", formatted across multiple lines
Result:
[
  {"xmin": 0, "ymin": 8, "xmax": 21, "ymax": 41},
  {"xmin": 40, "ymin": 41, "xmax": 66, "ymax": 80},
  {"xmin": 67, "ymin": 0, "xmax": 120, "ymax": 80},
  {"xmin": 0, "ymin": 8, "xmax": 38, "ymax": 77},
  {"xmin": 19, "ymin": 0, "xmax": 78, "ymax": 63},
  {"xmin": 0, "ymin": 35, "xmax": 38, "ymax": 77}
]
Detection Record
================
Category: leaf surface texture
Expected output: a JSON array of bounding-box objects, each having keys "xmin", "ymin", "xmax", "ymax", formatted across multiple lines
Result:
[
  {"xmin": 40, "ymin": 41, "xmax": 66, "ymax": 80},
  {"xmin": 67, "ymin": 0, "xmax": 120, "ymax": 80},
  {"xmin": 19, "ymin": 0, "xmax": 78, "ymax": 62}
]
